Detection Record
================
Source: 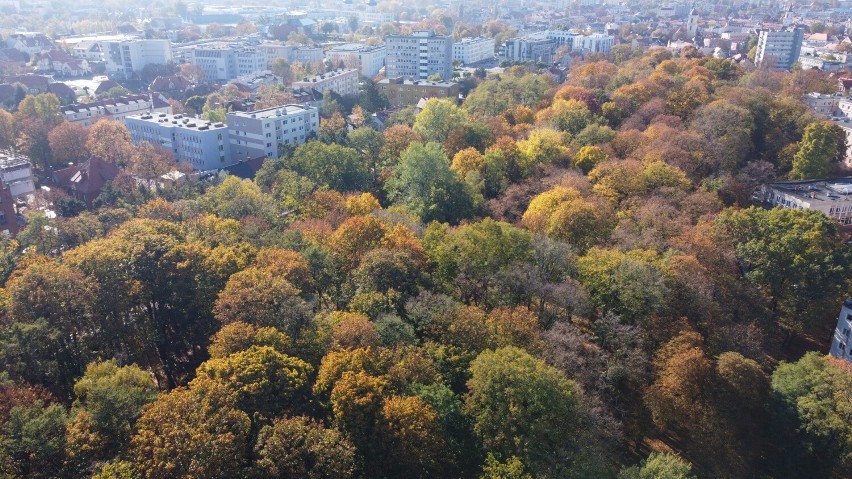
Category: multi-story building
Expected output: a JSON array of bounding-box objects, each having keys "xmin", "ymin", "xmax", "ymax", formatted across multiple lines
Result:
[
  {"xmin": 378, "ymin": 78, "xmax": 459, "ymax": 107},
  {"xmin": 385, "ymin": 31, "xmax": 453, "ymax": 81},
  {"xmin": 502, "ymin": 37, "xmax": 557, "ymax": 63},
  {"xmin": 227, "ymin": 105, "xmax": 319, "ymax": 161},
  {"xmin": 62, "ymin": 94, "xmax": 172, "ymax": 127},
  {"xmin": 258, "ymin": 43, "xmax": 323, "ymax": 66},
  {"xmin": 755, "ymin": 28, "xmax": 804, "ymax": 70},
  {"xmin": 103, "ymin": 39, "xmax": 173, "ymax": 78},
  {"xmin": 0, "ymin": 149, "xmax": 35, "ymax": 198},
  {"xmin": 452, "ymin": 37, "xmax": 495, "ymax": 65},
  {"xmin": 326, "ymin": 43, "xmax": 387, "ymax": 77},
  {"xmin": 188, "ymin": 44, "xmax": 269, "ymax": 83},
  {"xmin": 799, "ymin": 54, "xmax": 846, "ymax": 71},
  {"xmin": 125, "ymin": 113, "xmax": 232, "ymax": 171},
  {"xmin": 543, "ymin": 31, "xmax": 616, "ymax": 53},
  {"xmin": 829, "ymin": 299, "xmax": 852, "ymax": 362},
  {"xmin": 292, "ymin": 69, "xmax": 360, "ymax": 97},
  {"xmin": 757, "ymin": 178, "xmax": 852, "ymax": 225},
  {"xmin": 804, "ymin": 92, "xmax": 842, "ymax": 116}
]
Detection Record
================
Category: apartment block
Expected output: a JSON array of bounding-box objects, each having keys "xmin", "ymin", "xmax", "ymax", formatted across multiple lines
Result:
[
  {"xmin": 756, "ymin": 28, "xmax": 804, "ymax": 70},
  {"xmin": 103, "ymin": 39, "xmax": 173, "ymax": 78},
  {"xmin": 378, "ymin": 78, "xmax": 459, "ymax": 107},
  {"xmin": 258, "ymin": 43, "xmax": 324, "ymax": 67},
  {"xmin": 452, "ymin": 37, "xmax": 495, "ymax": 65},
  {"xmin": 292, "ymin": 69, "xmax": 360, "ymax": 97},
  {"xmin": 326, "ymin": 43, "xmax": 387, "ymax": 77},
  {"xmin": 226, "ymin": 105, "xmax": 320, "ymax": 161},
  {"xmin": 502, "ymin": 37, "xmax": 557, "ymax": 63},
  {"xmin": 385, "ymin": 31, "xmax": 453, "ymax": 81},
  {"xmin": 125, "ymin": 113, "xmax": 232, "ymax": 171}
]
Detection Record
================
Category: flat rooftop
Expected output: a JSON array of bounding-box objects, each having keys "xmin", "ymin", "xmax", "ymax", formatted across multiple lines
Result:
[
  {"xmin": 228, "ymin": 104, "xmax": 316, "ymax": 119},
  {"xmin": 767, "ymin": 177, "xmax": 852, "ymax": 203},
  {"xmin": 0, "ymin": 149, "xmax": 32, "ymax": 170},
  {"xmin": 127, "ymin": 113, "xmax": 227, "ymax": 131}
]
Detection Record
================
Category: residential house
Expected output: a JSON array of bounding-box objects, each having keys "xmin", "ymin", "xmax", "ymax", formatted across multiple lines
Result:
[
  {"xmin": 36, "ymin": 50, "xmax": 90, "ymax": 77},
  {"xmin": 53, "ymin": 157, "xmax": 120, "ymax": 205}
]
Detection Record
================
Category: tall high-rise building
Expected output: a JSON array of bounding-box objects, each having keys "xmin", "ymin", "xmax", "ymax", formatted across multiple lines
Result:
[
  {"xmin": 385, "ymin": 31, "xmax": 452, "ymax": 81},
  {"xmin": 755, "ymin": 28, "xmax": 804, "ymax": 70}
]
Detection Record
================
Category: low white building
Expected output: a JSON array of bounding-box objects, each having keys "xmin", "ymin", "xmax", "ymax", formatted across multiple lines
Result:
[
  {"xmin": 227, "ymin": 104, "xmax": 319, "ymax": 161},
  {"xmin": 804, "ymin": 92, "xmax": 842, "ymax": 116},
  {"xmin": 326, "ymin": 43, "xmax": 386, "ymax": 77},
  {"xmin": 63, "ymin": 94, "xmax": 172, "ymax": 127},
  {"xmin": 452, "ymin": 37, "xmax": 495, "ymax": 65},
  {"xmin": 829, "ymin": 299, "xmax": 852, "ymax": 362},
  {"xmin": 292, "ymin": 69, "xmax": 359, "ymax": 97},
  {"xmin": 125, "ymin": 113, "xmax": 232, "ymax": 171},
  {"xmin": 0, "ymin": 149, "xmax": 35, "ymax": 198}
]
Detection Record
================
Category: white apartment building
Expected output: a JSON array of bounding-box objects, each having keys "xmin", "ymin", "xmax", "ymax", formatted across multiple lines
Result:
[
  {"xmin": 544, "ymin": 31, "xmax": 615, "ymax": 53},
  {"xmin": 385, "ymin": 31, "xmax": 453, "ymax": 81},
  {"xmin": 452, "ymin": 37, "xmax": 495, "ymax": 65},
  {"xmin": 756, "ymin": 28, "xmax": 804, "ymax": 70},
  {"xmin": 292, "ymin": 69, "xmax": 360, "ymax": 97},
  {"xmin": 0, "ymin": 149, "xmax": 35, "ymax": 198},
  {"xmin": 188, "ymin": 44, "xmax": 268, "ymax": 82},
  {"xmin": 227, "ymin": 105, "xmax": 320, "ymax": 161},
  {"xmin": 103, "ymin": 39, "xmax": 173, "ymax": 78},
  {"xmin": 829, "ymin": 299, "xmax": 852, "ymax": 362},
  {"xmin": 258, "ymin": 43, "xmax": 323, "ymax": 67},
  {"xmin": 62, "ymin": 94, "xmax": 172, "ymax": 127},
  {"xmin": 125, "ymin": 113, "xmax": 232, "ymax": 171},
  {"xmin": 326, "ymin": 43, "xmax": 387, "ymax": 77},
  {"xmin": 804, "ymin": 92, "xmax": 842, "ymax": 116}
]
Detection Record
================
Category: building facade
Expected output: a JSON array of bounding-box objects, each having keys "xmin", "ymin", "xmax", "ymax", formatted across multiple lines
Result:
[
  {"xmin": 0, "ymin": 149, "xmax": 35, "ymax": 198},
  {"xmin": 292, "ymin": 69, "xmax": 360, "ymax": 97},
  {"xmin": 755, "ymin": 28, "xmax": 804, "ymax": 70},
  {"xmin": 385, "ymin": 31, "xmax": 453, "ymax": 81},
  {"xmin": 326, "ymin": 43, "xmax": 387, "ymax": 77},
  {"xmin": 378, "ymin": 78, "xmax": 459, "ymax": 107},
  {"xmin": 103, "ymin": 39, "xmax": 173, "ymax": 78},
  {"xmin": 502, "ymin": 37, "xmax": 556, "ymax": 63},
  {"xmin": 829, "ymin": 299, "xmax": 852, "ymax": 362},
  {"xmin": 758, "ymin": 178, "xmax": 852, "ymax": 225},
  {"xmin": 63, "ymin": 94, "xmax": 172, "ymax": 127},
  {"xmin": 125, "ymin": 113, "xmax": 232, "ymax": 171},
  {"xmin": 452, "ymin": 37, "xmax": 495, "ymax": 65},
  {"xmin": 544, "ymin": 31, "xmax": 615, "ymax": 53},
  {"xmin": 188, "ymin": 44, "xmax": 270, "ymax": 83},
  {"xmin": 226, "ymin": 104, "xmax": 319, "ymax": 161}
]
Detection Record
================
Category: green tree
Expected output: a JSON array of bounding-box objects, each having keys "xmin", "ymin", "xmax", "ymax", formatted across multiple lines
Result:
[
  {"xmin": 385, "ymin": 142, "xmax": 474, "ymax": 223},
  {"xmin": 768, "ymin": 353, "xmax": 852, "ymax": 478},
  {"xmin": 271, "ymin": 57, "xmax": 293, "ymax": 84},
  {"xmin": 3, "ymin": 401, "xmax": 68, "ymax": 479},
  {"xmin": 465, "ymin": 346, "xmax": 581, "ymax": 477},
  {"xmin": 618, "ymin": 453, "xmax": 696, "ymax": 479},
  {"xmin": 715, "ymin": 207, "xmax": 850, "ymax": 330},
  {"xmin": 66, "ymin": 361, "xmax": 157, "ymax": 464},
  {"xmin": 290, "ymin": 141, "xmax": 370, "ymax": 192},
  {"xmin": 413, "ymin": 99, "xmax": 469, "ymax": 144},
  {"xmin": 790, "ymin": 121, "xmax": 842, "ymax": 179}
]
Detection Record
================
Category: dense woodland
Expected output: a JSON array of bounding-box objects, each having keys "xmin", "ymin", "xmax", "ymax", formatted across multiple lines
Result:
[{"xmin": 0, "ymin": 47, "xmax": 851, "ymax": 479}]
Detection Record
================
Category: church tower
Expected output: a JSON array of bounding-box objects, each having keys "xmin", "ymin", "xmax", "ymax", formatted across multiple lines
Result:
[{"xmin": 687, "ymin": 5, "xmax": 699, "ymax": 38}]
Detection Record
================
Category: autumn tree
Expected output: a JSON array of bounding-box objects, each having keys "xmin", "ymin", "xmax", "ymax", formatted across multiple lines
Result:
[
  {"xmin": 413, "ymin": 99, "xmax": 469, "ymax": 144},
  {"xmin": 14, "ymin": 93, "xmax": 63, "ymax": 169},
  {"xmin": 48, "ymin": 121, "xmax": 89, "ymax": 164},
  {"xmin": 253, "ymin": 416, "xmax": 356, "ymax": 479},
  {"xmin": 85, "ymin": 119, "xmax": 133, "ymax": 164},
  {"xmin": 0, "ymin": 109, "xmax": 15, "ymax": 148},
  {"xmin": 522, "ymin": 186, "xmax": 614, "ymax": 251},
  {"xmin": 131, "ymin": 381, "xmax": 251, "ymax": 479}
]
